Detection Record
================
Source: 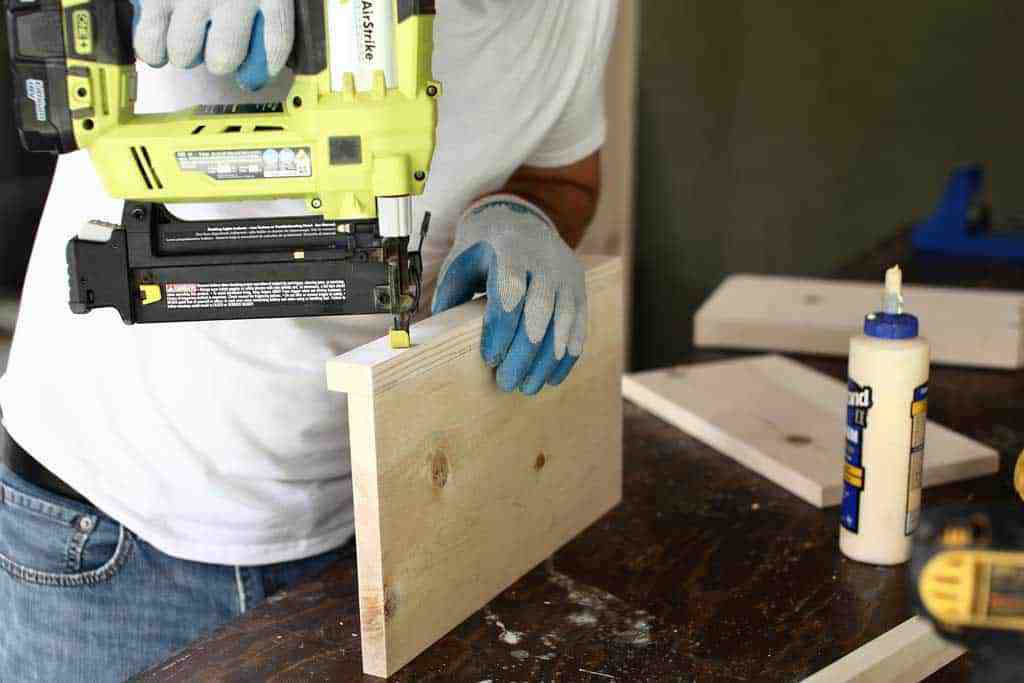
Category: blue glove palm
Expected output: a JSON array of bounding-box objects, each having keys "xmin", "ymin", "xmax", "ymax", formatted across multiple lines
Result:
[
  {"xmin": 132, "ymin": 0, "xmax": 295, "ymax": 91},
  {"xmin": 433, "ymin": 196, "xmax": 588, "ymax": 395}
]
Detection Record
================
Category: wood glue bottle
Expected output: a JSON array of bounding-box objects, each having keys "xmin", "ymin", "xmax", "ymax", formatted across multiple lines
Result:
[{"xmin": 839, "ymin": 266, "xmax": 930, "ymax": 565}]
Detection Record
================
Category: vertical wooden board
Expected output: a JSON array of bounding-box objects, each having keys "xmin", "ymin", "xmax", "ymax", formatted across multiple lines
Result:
[
  {"xmin": 622, "ymin": 355, "xmax": 998, "ymax": 508},
  {"xmin": 327, "ymin": 257, "xmax": 624, "ymax": 677},
  {"xmin": 802, "ymin": 616, "xmax": 965, "ymax": 682},
  {"xmin": 345, "ymin": 392, "xmax": 387, "ymax": 673},
  {"xmin": 693, "ymin": 274, "xmax": 1024, "ymax": 369}
]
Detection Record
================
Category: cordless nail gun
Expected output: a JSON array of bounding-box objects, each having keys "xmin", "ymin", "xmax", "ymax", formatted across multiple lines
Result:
[{"xmin": 5, "ymin": 0, "xmax": 440, "ymax": 349}]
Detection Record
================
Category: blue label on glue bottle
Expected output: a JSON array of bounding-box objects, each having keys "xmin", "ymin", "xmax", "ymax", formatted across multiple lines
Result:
[{"xmin": 842, "ymin": 381, "xmax": 873, "ymax": 533}]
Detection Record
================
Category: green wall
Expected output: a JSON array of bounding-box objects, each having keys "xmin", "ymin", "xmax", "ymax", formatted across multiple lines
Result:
[{"xmin": 633, "ymin": 2, "xmax": 1024, "ymax": 371}]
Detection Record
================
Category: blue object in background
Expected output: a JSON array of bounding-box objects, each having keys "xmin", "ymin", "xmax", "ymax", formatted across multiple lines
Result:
[{"xmin": 912, "ymin": 163, "xmax": 1024, "ymax": 262}]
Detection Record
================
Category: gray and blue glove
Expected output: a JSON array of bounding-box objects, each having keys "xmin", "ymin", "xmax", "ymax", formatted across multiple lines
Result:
[
  {"xmin": 432, "ymin": 195, "xmax": 588, "ymax": 395},
  {"xmin": 132, "ymin": 0, "xmax": 295, "ymax": 91}
]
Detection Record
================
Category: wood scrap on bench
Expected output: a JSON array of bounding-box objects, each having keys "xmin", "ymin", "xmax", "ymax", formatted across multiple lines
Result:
[
  {"xmin": 694, "ymin": 274, "xmax": 1024, "ymax": 369},
  {"xmin": 802, "ymin": 616, "xmax": 965, "ymax": 682},
  {"xmin": 326, "ymin": 256, "xmax": 624, "ymax": 678},
  {"xmin": 621, "ymin": 355, "xmax": 998, "ymax": 508}
]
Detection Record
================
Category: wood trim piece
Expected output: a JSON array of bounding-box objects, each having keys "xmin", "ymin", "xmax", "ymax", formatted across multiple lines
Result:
[
  {"xmin": 622, "ymin": 355, "xmax": 998, "ymax": 508},
  {"xmin": 327, "ymin": 256, "xmax": 624, "ymax": 677},
  {"xmin": 803, "ymin": 616, "xmax": 965, "ymax": 682},
  {"xmin": 694, "ymin": 274, "xmax": 1024, "ymax": 369}
]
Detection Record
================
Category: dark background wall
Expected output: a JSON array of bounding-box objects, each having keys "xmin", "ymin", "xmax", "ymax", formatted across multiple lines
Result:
[
  {"xmin": 0, "ymin": 19, "xmax": 56, "ymax": 292},
  {"xmin": 632, "ymin": 1, "xmax": 1024, "ymax": 371}
]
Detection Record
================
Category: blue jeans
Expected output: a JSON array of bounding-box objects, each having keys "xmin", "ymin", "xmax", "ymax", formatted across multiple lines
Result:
[{"xmin": 0, "ymin": 465, "xmax": 349, "ymax": 682}]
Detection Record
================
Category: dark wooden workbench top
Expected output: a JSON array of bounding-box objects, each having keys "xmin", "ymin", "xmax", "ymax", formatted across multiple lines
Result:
[{"xmin": 141, "ymin": 234, "xmax": 1024, "ymax": 681}]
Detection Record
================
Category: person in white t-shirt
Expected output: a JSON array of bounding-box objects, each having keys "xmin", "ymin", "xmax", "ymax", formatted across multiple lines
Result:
[{"xmin": 0, "ymin": 1, "xmax": 617, "ymax": 679}]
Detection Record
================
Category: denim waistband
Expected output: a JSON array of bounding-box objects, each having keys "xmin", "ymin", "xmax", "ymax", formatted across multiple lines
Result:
[
  {"xmin": 0, "ymin": 434, "xmax": 91, "ymax": 506},
  {"xmin": 0, "ymin": 463, "xmax": 102, "ymax": 519}
]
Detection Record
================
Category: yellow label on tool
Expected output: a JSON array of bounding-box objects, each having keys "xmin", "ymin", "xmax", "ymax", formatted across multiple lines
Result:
[
  {"xmin": 72, "ymin": 9, "xmax": 93, "ymax": 55},
  {"xmin": 844, "ymin": 463, "xmax": 865, "ymax": 490},
  {"xmin": 139, "ymin": 284, "xmax": 162, "ymax": 306}
]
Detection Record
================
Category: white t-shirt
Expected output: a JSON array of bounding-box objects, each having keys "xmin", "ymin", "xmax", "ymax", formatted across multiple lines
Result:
[{"xmin": 0, "ymin": 0, "xmax": 616, "ymax": 566}]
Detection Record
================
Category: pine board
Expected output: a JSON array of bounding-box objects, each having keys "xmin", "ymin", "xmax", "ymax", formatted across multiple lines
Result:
[
  {"xmin": 803, "ymin": 616, "xmax": 965, "ymax": 682},
  {"xmin": 694, "ymin": 274, "xmax": 1024, "ymax": 369},
  {"xmin": 326, "ymin": 256, "xmax": 623, "ymax": 677},
  {"xmin": 621, "ymin": 355, "xmax": 998, "ymax": 508}
]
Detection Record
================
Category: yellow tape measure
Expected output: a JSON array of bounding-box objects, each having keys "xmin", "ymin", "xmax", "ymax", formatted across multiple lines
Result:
[{"xmin": 917, "ymin": 453, "xmax": 1024, "ymax": 634}]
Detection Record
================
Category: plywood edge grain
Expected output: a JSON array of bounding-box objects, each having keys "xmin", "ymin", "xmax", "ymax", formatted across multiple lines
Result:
[
  {"xmin": 345, "ymin": 392, "xmax": 389, "ymax": 676},
  {"xmin": 802, "ymin": 616, "xmax": 965, "ymax": 682},
  {"xmin": 327, "ymin": 256, "xmax": 622, "ymax": 396},
  {"xmin": 325, "ymin": 301, "xmax": 484, "ymax": 396}
]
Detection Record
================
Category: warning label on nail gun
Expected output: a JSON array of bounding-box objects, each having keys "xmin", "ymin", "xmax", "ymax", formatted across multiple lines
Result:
[
  {"xmin": 176, "ymin": 147, "xmax": 312, "ymax": 180},
  {"xmin": 159, "ymin": 221, "xmax": 340, "ymax": 255},
  {"xmin": 165, "ymin": 280, "xmax": 346, "ymax": 310}
]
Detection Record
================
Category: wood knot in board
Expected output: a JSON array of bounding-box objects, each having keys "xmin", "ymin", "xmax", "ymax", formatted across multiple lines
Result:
[
  {"xmin": 383, "ymin": 586, "xmax": 397, "ymax": 620},
  {"xmin": 534, "ymin": 452, "xmax": 547, "ymax": 471},
  {"xmin": 431, "ymin": 452, "xmax": 449, "ymax": 488}
]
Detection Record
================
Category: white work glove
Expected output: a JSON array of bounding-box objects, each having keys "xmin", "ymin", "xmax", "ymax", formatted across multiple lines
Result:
[
  {"xmin": 132, "ymin": 0, "xmax": 295, "ymax": 90},
  {"xmin": 432, "ymin": 195, "xmax": 588, "ymax": 395}
]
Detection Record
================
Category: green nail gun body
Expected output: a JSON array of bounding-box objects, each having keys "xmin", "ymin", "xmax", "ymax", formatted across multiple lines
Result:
[{"xmin": 6, "ymin": 0, "xmax": 439, "ymax": 348}]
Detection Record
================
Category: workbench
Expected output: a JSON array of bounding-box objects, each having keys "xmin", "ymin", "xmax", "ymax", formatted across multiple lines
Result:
[{"xmin": 141, "ymin": 233, "xmax": 1024, "ymax": 681}]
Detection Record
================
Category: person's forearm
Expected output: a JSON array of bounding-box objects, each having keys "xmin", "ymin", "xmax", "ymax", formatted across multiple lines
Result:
[{"xmin": 498, "ymin": 151, "xmax": 602, "ymax": 249}]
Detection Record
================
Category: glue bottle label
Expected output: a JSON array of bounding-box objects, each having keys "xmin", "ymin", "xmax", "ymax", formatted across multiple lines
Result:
[
  {"xmin": 841, "ymin": 381, "xmax": 873, "ymax": 533},
  {"xmin": 905, "ymin": 383, "xmax": 928, "ymax": 535}
]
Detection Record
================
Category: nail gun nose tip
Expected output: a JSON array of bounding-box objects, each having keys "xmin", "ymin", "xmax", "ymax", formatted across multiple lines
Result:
[{"xmin": 389, "ymin": 330, "xmax": 412, "ymax": 349}]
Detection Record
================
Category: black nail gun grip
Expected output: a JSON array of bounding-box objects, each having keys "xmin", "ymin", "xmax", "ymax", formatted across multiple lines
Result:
[{"xmin": 67, "ymin": 228, "xmax": 133, "ymax": 322}]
